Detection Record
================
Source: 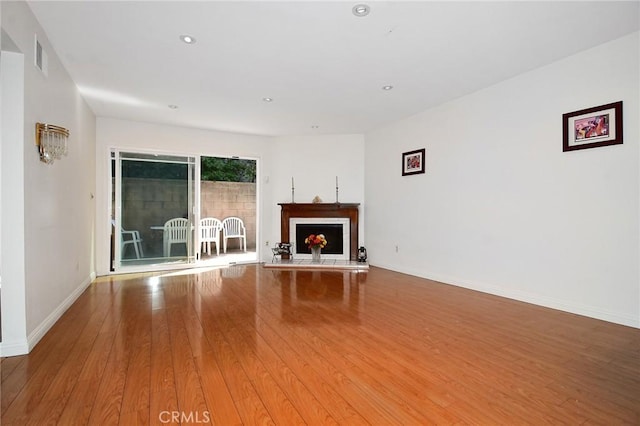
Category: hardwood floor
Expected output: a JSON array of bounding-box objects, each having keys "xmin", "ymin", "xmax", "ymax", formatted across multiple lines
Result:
[{"xmin": 2, "ymin": 265, "xmax": 639, "ymax": 425}]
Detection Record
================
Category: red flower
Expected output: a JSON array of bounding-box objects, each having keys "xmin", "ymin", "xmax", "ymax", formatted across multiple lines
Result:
[{"xmin": 304, "ymin": 233, "xmax": 327, "ymax": 249}]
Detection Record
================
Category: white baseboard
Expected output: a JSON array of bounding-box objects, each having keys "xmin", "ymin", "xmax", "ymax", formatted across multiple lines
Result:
[
  {"xmin": 25, "ymin": 271, "xmax": 97, "ymax": 353},
  {"xmin": 370, "ymin": 261, "xmax": 640, "ymax": 329},
  {"xmin": 0, "ymin": 339, "xmax": 30, "ymax": 357}
]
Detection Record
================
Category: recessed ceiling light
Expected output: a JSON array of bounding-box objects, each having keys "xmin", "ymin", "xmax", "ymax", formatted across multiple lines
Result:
[
  {"xmin": 382, "ymin": 85, "xmax": 394, "ymax": 91},
  {"xmin": 352, "ymin": 4, "xmax": 370, "ymax": 17},
  {"xmin": 179, "ymin": 35, "xmax": 196, "ymax": 44},
  {"xmin": 168, "ymin": 104, "xmax": 179, "ymax": 109},
  {"xmin": 263, "ymin": 97, "xmax": 273, "ymax": 102}
]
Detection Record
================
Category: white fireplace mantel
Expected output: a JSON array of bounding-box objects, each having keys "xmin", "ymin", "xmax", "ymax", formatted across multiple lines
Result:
[{"xmin": 290, "ymin": 217, "xmax": 350, "ymax": 260}]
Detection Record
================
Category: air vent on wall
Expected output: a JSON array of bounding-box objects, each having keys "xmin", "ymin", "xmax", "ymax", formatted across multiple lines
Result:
[{"xmin": 34, "ymin": 35, "xmax": 48, "ymax": 76}]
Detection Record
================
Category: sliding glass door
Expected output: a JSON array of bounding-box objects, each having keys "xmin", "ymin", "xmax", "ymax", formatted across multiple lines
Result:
[
  {"xmin": 110, "ymin": 150, "xmax": 258, "ymax": 272},
  {"xmin": 112, "ymin": 150, "xmax": 196, "ymax": 270}
]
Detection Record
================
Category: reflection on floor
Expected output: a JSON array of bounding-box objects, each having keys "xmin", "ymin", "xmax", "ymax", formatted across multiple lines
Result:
[{"xmin": 275, "ymin": 269, "xmax": 366, "ymax": 325}]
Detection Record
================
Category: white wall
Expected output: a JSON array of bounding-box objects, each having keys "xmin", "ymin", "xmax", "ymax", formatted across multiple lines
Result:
[
  {"xmin": 0, "ymin": 1, "xmax": 2, "ymax": 344},
  {"xmin": 95, "ymin": 119, "xmax": 365, "ymax": 272},
  {"xmin": 1, "ymin": 50, "xmax": 26, "ymax": 354},
  {"xmin": 365, "ymin": 32, "xmax": 640, "ymax": 328},
  {"xmin": 0, "ymin": 2, "xmax": 96, "ymax": 356}
]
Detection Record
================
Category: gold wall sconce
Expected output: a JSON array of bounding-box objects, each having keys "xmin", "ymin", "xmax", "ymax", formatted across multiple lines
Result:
[{"xmin": 35, "ymin": 122, "xmax": 69, "ymax": 164}]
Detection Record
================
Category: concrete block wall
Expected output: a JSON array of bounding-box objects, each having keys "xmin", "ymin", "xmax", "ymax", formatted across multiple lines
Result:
[
  {"xmin": 201, "ymin": 181, "xmax": 256, "ymax": 250},
  {"xmin": 121, "ymin": 178, "xmax": 256, "ymax": 256}
]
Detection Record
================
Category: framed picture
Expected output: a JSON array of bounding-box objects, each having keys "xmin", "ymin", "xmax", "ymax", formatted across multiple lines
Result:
[
  {"xmin": 402, "ymin": 148, "xmax": 425, "ymax": 176},
  {"xmin": 563, "ymin": 101, "xmax": 623, "ymax": 152}
]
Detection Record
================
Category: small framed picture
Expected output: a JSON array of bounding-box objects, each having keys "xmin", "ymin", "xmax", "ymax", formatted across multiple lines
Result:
[
  {"xmin": 563, "ymin": 101, "xmax": 623, "ymax": 152},
  {"xmin": 402, "ymin": 148, "xmax": 425, "ymax": 176}
]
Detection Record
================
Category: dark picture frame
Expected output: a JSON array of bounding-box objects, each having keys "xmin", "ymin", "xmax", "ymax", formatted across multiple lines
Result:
[
  {"xmin": 402, "ymin": 148, "xmax": 425, "ymax": 176},
  {"xmin": 563, "ymin": 101, "xmax": 623, "ymax": 152}
]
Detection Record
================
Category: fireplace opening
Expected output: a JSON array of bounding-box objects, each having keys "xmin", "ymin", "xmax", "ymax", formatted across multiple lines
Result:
[
  {"xmin": 290, "ymin": 217, "xmax": 350, "ymax": 260},
  {"xmin": 295, "ymin": 224, "xmax": 344, "ymax": 255}
]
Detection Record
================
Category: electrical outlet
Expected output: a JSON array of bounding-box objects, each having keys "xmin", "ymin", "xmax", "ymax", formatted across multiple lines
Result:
[
  {"xmin": 265, "ymin": 241, "xmax": 269, "ymax": 246},
  {"xmin": 395, "ymin": 245, "xmax": 399, "ymax": 253}
]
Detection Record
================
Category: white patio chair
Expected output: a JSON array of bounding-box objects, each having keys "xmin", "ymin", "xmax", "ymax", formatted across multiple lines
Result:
[
  {"xmin": 112, "ymin": 220, "xmax": 144, "ymax": 259},
  {"xmin": 200, "ymin": 217, "xmax": 222, "ymax": 256},
  {"xmin": 222, "ymin": 217, "xmax": 247, "ymax": 253},
  {"xmin": 163, "ymin": 217, "xmax": 190, "ymax": 257}
]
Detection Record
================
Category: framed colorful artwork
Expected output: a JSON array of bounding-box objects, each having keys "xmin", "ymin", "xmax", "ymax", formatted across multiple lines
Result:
[
  {"xmin": 402, "ymin": 149, "xmax": 425, "ymax": 176},
  {"xmin": 563, "ymin": 101, "xmax": 622, "ymax": 152}
]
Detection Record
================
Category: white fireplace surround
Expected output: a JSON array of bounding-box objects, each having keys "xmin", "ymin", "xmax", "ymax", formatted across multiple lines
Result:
[{"xmin": 290, "ymin": 217, "xmax": 350, "ymax": 260}]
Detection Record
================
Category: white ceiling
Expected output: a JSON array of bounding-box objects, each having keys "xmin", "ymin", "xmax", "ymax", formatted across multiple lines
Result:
[{"xmin": 26, "ymin": 1, "xmax": 639, "ymax": 137}]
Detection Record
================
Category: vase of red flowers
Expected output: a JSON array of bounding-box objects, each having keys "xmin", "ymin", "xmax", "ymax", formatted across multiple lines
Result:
[{"xmin": 305, "ymin": 234, "xmax": 327, "ymax": 262}]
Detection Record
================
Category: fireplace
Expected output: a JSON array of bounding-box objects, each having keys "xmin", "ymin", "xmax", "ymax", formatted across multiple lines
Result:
[
  {"xmin": 291, "ymin": 217, "xmax": 350, "ymax": 260},
  {"xmin": 279, "ymin": 203, "xmax": 360, "ymax": 261}
]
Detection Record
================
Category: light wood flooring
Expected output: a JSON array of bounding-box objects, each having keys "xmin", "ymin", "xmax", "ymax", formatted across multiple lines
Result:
[{"xmin": 2, "ymin": 265, "xmax": 639, "ymax": 425}]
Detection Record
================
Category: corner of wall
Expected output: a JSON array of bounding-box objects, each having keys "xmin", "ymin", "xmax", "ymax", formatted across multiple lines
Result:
[{"xmin": 26, "ymin": 272, "xmax": 94, "ymax": 352}]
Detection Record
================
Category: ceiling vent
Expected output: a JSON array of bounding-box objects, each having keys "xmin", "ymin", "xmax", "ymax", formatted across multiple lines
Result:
[{"xmin": 34, "ymin": 35, "xmax": 48, "ymax": 76}]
